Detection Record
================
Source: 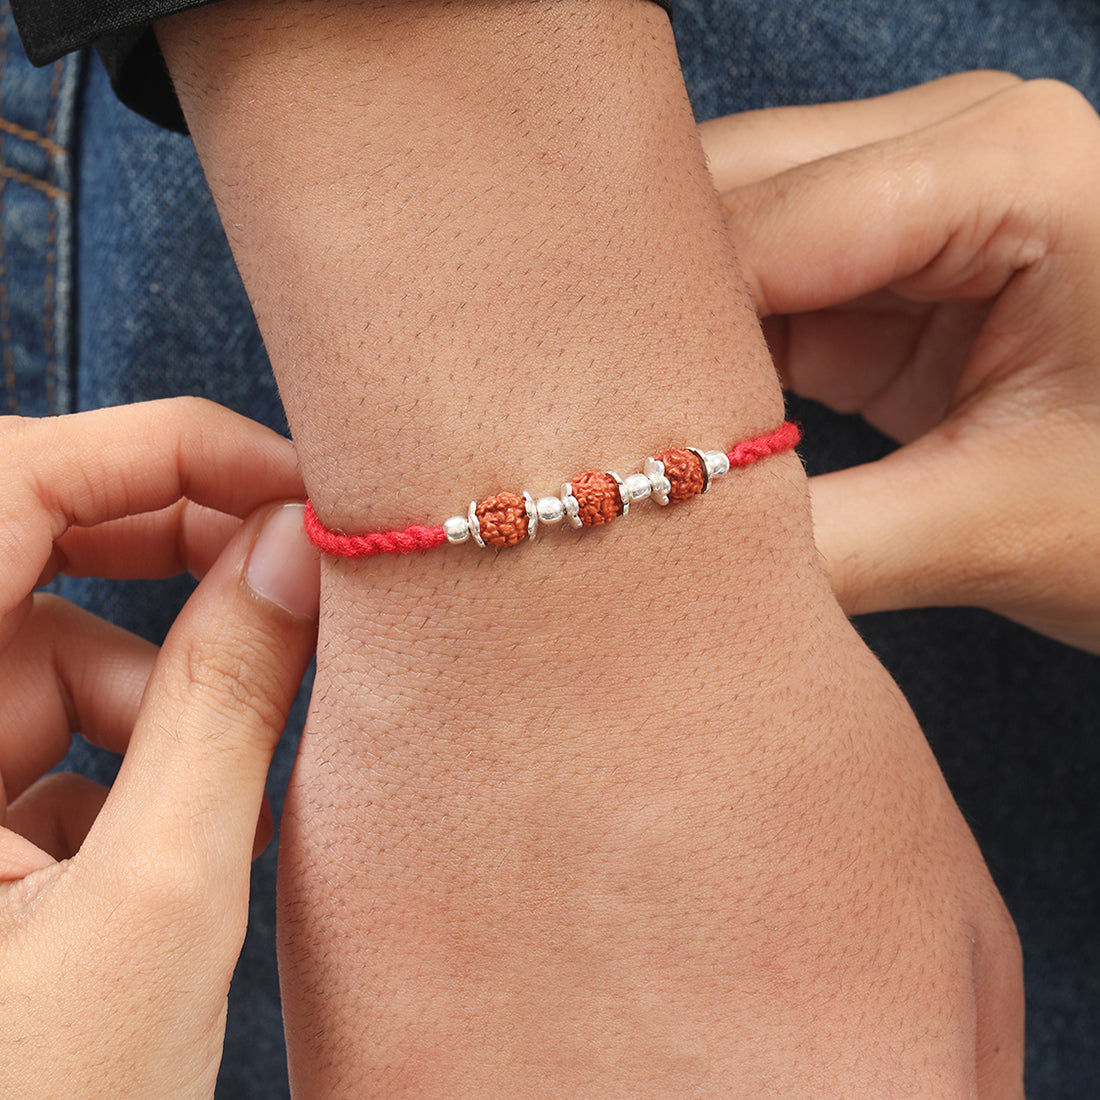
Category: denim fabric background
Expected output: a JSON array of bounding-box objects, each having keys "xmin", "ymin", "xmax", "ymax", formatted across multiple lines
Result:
[{"xmin": 2, "ymin": 0, "xmax": 1098, "ymax": 1095}]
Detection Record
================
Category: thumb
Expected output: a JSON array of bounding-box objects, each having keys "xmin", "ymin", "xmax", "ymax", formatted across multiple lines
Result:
[{"xmin": 79, "ymin": 501, "xmax": 319, "ymax": 898}]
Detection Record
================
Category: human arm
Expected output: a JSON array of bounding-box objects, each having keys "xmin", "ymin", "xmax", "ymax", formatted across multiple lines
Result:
[
  {"xmin": 0, "ymin": 400, "xmax": 319, "ymax": 1097},
  {"xmin": 702, "ymin": 72, "xmax": 1100, "ymax": 653},
  {"xmin": 157, "ymin": 4, "xmax": 1022, "ymax": 1095}
]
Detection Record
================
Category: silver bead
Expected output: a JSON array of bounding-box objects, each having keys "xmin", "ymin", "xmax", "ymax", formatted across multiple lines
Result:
[
  {"xmin": 643, "ymin": 457, "xmax": 671, "ymax": 506},
  {"xmin": 560, "ymin": 483, "xmax": 583, "ymax": 528},
  {"xmin": 524, "ymin": 491, "xmax": 538, "ymax": 541},
  {"xmin": 704, "ymin": 450, "xmax": 731, "ymax": 480},
  {"xmin": 536, "ymin": 495, "xmax": 566, "ymax": 524},
  {"xmin": 444, "ymin": 515, "xmax": 470, "ymax": 544},
  {"xmin": 467, "ymin": 500, "xmax": 485, "ymax": 548},
  {"xmin": 623, "ymin": 472, "xmax": 652, "ymax": 504}
]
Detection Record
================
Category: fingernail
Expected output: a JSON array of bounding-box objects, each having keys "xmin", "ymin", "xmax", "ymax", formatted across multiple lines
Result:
[{"xmin": 246, "ymin": 503, "xmax": 321, "ymax": 619}]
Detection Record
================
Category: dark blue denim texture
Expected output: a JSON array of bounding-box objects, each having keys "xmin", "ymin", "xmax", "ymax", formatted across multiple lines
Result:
[
  {"xmin": 0, "ymin": 9, "xmax": 79, "ymax": 419},
  {"xmin": 1, "ymin": 1, "xmax": 1097, "ymax": 1096}
]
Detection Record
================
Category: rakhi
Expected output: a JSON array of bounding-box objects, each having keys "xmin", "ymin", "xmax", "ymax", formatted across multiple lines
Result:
[{"xmin": 304, "ymin": 420, "xmax": 801, "ymax": 559}]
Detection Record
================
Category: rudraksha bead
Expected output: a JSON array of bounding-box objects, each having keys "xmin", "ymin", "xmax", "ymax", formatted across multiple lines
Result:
[
  {"xmin": 475, "ymin": 491, "xmax": 530, "ymax": 547},
  {"xmin": 653, "ymin": 447, "xmax": 706, "ymax": 503},
  {"xmin": 570, "ymin": 471, "xmax": 624, "ymax": 527}
]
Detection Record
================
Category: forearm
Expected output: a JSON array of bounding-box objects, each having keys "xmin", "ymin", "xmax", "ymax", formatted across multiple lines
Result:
[
  {"xmin": 159, "ymin": 2, "xmax": 1019, "ymax": 1094},
  {"xmin": 160, "ymin": 0, "xmax": 781, "ymax": 500},
  {"xmin": 158, "ymin": 0, "xmax": 821, "ymax": 752}
]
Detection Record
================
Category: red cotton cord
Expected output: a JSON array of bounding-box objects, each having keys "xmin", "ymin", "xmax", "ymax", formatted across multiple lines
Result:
[
  {"xmin": 303, "ymin": 507, "xmax": 446, "ymax": 558},
  {"xmin": 727, "ymin": 419, "xmax": 802, "ymax": 467},
  {"xmin": 304, "ymin": 420, "xmax": 801, "ymax": 559}
]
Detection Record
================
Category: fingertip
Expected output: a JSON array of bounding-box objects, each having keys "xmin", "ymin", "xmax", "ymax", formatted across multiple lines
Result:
[
  {"xmin": 245, "ymin": 503, "xmax": 321, "ymax": 621},
  {"xmin": 0, "ymin": 829, "xmax": 56, "ymax": 883}
]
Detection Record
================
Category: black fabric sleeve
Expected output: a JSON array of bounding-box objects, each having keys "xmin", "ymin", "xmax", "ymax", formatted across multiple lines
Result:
[{"xmin": 11, "ymin": 0, "xmax": 676, "ymax": 133}]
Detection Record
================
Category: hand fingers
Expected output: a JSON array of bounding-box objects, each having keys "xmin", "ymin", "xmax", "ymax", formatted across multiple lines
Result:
[
  {"xmin": 719, "ymin": 79, "xmax": 1100, "ymax": 320},
  {"xmin": 700, "ymin": 70, "xmax": 1022, "ymax": 192},
  {"xmin": 0, "ymin": 595, "xmax": 157, "ymax": 802},
  {"xmin": 0, "ymin": 827, "xmax": 56, "ymax": 880},
  {"xmin": 76, "ymin": 502, "xmax": 318, "ymax": 920},
  {"xmin": 760, "ymin": 298, "xmax": 987, "ymax": 443},
  {"xmin": 809, "ymin": 418, "xmax": 1100, "ymax": 654},
  {"xmin": 3, "ymin": 776, "xmax": 272, "ymax": 867},
  {"xmin": 0, "ymin": 398, "xmax": 302, "ymax": 618},
  {"xmin": 5, "ymin": 773, "xmax": 109, "ymax": 863},
  {"xmin": 41, "ymin": 499, "xmax": 242, "ymax": 587}
]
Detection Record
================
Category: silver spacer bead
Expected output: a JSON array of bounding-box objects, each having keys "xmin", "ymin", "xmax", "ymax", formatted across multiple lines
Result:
[
  {"xmin": 536, "ymin": 495, "xmax": 567, "ymax": 525},
  {"xmin": 467, "ymin": 500, "xmax": 485, "ymax": 548},
  {"xmin": 607, "ymin": 471, "xmax": 628, "ymax": 516},
  {"xmin": 443, "ymin": 515, "xmax": 471, "ymax": 544},
  {"xmin": 686, "ymin": 447, "xmax": 717, "ymax": 492},
  {"xmin": 704, "ymin": 450, "xmax": 731, "ymax": 481},
  {"xmin": 560, "ymin": 482, "xmax": 583, "ymax": 528},
  {"xmin": 623, "ymin": 472, "xmax": 652, "ymax": 505},
  {"xmin": 643, "ymin": 457, "xmax": 671, "ymax": 506},
  {"xmin": 524, "ymin": 491, "xmax": 538, "ymax": 541}
]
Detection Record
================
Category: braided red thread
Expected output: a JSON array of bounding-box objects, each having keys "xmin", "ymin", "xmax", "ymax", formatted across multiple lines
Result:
[
  {"xmin": 303, "ymin": 501, "xmax": 446, "ymax": 557},
  {"xmin": 727, "ymin": 420, "xmax": 801, "ymax": 467},
  {"xmin": 303, "ymin": 421, "xmax": 800, "ymax": 559}
]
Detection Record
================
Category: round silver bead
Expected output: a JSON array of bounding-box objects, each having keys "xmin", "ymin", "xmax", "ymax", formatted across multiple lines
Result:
[
  {"xmin": 466, "ymin": 500, "xmax": 485, "ymax": 548},
  {"xmin": 704, "ymin": 450, "xmax": 731, "ymax": 480},
  {"xmin": 536, "ymin": 495, "xmax": 566, "ymax": 524},
  {"xmin": 623, "ymin": 472, "xmax": 652, "ymax": 504},
  {"xmin": 443, "ymin": 515, "xmax": 471, "ymax": 544},
  {"xmin": 643, "ymin": 457, "xmax": 671, "ymax": 506}
]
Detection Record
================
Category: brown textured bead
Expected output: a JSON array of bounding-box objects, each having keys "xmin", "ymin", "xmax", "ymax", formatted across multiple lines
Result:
[
  {"xmin": 571, "ymin": 471, "xmax": 623, "ymax": 527},
  {"xmin": 654, "ymin": 448, "xmax": 706, "ymax": 503},
  {"xmin": 475, "ymin": 492, "xmax": 530, "ymax": 547}
]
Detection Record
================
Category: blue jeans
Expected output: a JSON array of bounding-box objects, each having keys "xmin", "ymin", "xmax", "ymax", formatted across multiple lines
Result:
[{"xmin": 2, "ymin": 1, "xmax": 1097, "ymax": 1095}]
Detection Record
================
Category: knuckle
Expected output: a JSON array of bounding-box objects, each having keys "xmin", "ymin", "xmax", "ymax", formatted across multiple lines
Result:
[
  {"xmin": 172, "ymin": 629, "xmax": 291, "ymax": 737},
  {"xmin": 1006, "ymin": 78, "xmax": 1100, "ymax": 153},
  {"xmin": 0, "ymin": 415, "xmax": 41, "ymax": 481},
  {"xmin": 972, "ymin": 78, "xmax": 1100, "ymax": 167},
  {"xmin": 163, "ymin": 393, "xmax": 220, "ymax": 423},
  {"xmin": 0, "ymin": 412, "xmax": 33, "ymax": 445},
  {"xmin": 156, "ymin": 395, "xmax": 231, "ymax": 456},
  {"xmin": 948, "ymin": 69, "xmax": 1023, "ymax": 99},
  {"xmin": 1019, "ymin": 76, "xmax": 1096, "ymax": 119},
  {"xmin": 971, "ymin": 68, "xmax": 1023, "ymax": 87}
]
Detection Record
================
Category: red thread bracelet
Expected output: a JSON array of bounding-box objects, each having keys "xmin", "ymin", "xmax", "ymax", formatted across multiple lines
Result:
[{"xmin": 304, "ymin": 420, "xmax": 801, "ymax": 559}]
